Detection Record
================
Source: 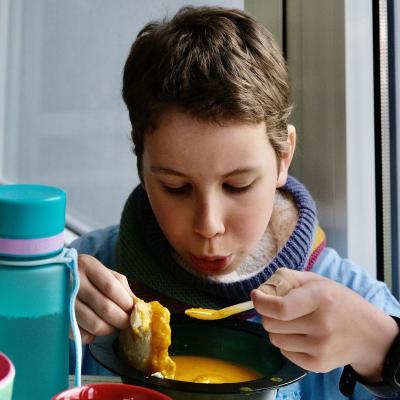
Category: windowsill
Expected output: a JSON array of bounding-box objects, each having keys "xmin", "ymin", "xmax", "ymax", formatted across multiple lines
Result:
[{"xmin": 69, "ymin": 374, "xmax": 122, "ymax": 387}]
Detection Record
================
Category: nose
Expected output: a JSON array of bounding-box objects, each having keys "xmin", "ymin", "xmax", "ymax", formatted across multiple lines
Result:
[{"xmin": 193, "ymin": 196, "xmax": 225, "ymax": 239}]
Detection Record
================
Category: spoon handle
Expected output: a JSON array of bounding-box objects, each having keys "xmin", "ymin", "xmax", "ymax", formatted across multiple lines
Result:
[{"xmin": 221, "ymin": 300, "xmax": 254, "ymax": 316}]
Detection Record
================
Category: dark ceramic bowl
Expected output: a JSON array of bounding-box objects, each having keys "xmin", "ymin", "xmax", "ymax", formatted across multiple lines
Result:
[{"xmin": 89, "ymin": 314, "xmax": 306, "ymax": 400}]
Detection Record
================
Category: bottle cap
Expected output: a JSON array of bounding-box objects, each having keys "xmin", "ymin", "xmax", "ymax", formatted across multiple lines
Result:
[{"xmin": 0, "ymin": 184, "xmax": 66, "ymax": 255}]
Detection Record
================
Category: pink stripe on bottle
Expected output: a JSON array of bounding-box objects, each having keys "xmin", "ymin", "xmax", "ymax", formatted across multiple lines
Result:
[{"xmin": 0, "ymin": 232, "xmax": 64, "ymax": 255}]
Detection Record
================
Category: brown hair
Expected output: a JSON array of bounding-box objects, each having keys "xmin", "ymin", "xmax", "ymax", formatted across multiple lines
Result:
[{"xmin": 122, "ymin": 6, "xmax": 292, "ymax": 177}]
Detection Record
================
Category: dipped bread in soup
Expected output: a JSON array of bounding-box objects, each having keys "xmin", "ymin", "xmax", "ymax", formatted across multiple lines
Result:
[
  {"xmin": 119, "ymin": 298, "xmax": 262, "ymax": 383},
  {"xmin": 119, "ymin": 298, "xmax": 176, "ymax": 378}
]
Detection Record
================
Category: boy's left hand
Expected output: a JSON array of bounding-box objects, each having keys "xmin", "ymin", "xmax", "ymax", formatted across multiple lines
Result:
[{"xmin": 251, "ymin": 270, "xmax": 399, "ymax": 382}]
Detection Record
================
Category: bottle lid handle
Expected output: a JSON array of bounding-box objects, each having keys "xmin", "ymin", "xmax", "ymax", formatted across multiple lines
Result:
[{"xmin": 62, "ymin": 248, "xmax": 82, "ymax": 388}]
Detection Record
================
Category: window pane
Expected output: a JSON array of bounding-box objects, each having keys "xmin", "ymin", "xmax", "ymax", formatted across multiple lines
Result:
[{"xmin": 2, "ymin": 0, "xmax": 243, "ymax": 231}]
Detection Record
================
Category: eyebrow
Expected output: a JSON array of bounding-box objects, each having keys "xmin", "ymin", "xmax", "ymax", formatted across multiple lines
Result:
[{"xmin": 149, "ymin": 166, "xmax": 257, "ymax": 178}]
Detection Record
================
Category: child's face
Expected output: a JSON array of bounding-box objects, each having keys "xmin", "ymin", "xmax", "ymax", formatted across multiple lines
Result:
[{"xmin": 142, "ymin": 109, "xmax": 295, "ymax": 276}]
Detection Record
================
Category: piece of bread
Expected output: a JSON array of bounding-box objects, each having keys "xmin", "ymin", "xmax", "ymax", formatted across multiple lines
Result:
[{"xmin": 119, "ymin": 299, "xmax": 176, "ymax": 379}]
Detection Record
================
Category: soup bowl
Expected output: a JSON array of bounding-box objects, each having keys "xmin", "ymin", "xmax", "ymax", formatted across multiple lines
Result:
[{"xmin": 89, "ymin": 314, "xmax": 306, "ymax": 400}]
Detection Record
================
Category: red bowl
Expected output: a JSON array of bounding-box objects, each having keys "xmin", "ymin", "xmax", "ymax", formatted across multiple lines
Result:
[
  {"xmin": 52, "ymin": 383, "xmax": 173, "ymax": 400},
  {"xmin": 0, "ymin": 353, "xmax": 15, "ymax": 383}
]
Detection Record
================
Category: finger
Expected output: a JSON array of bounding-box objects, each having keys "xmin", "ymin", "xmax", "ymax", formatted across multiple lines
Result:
[
  {"xmin": 110, "ymin": 270, "xmax": 136, "ymax": 299},
  {"xmin": 252, "ymin": 283, "xmax": 321, "ymax": 320},
  {"xmin": 78, "ymin": 278, "xmax": 132, "ymax": 331},
  {"xmin": 79, "ymin": 255, "xmax": 134, "ymax": 312},
  {"xmin": 286, "ymin": 270, "xmax": 326, "ymax": 285},
  {"xmin": 269, "ymin": 332, "xmax": 317, "ymax": 356},
  {"xmin": 259, "ymin": 268, "xmax": 301, "ymax": 296},
  {"xmin": 81, "ymin": 328, "xmax": 96, "ymax": 344},
  {"xmin": 280, "ymin": 349, "xmax": 336, "ymax": 374},
  {"xmin": 279, "ymin": 350, "xmax": 314, "ymax": 372},
  {"xmin": 258, "ymin": 269, "xmax": 326, "ymax": 297},
  {"xmin": 261, "ymin": 313, "xmax": 315, "ymax": 335},
  {"xmin": 69, "ymin": 325, "xmax": 96, "ymax": 344},
  {"xmin": 75, "ymin": 298, "xmax": 118, "ymax": 336}
]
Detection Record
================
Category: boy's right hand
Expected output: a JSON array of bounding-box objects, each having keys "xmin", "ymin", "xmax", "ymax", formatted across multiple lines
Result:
[{"xmin": 72, "ymin": 254, "xmax": 135, "ymax": 344}]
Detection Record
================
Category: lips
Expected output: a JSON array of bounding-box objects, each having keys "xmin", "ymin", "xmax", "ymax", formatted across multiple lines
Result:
[{"xmin": 190, "ymin": 254, "xmax": 232, "ymax": 273}]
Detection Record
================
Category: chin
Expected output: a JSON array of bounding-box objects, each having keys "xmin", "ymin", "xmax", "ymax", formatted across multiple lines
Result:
[{"xmin": 211, "ymin": 264, "xmax": 240, "ymax": 276}]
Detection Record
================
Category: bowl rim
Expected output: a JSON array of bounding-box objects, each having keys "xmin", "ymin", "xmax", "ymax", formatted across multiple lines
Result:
[{"xmin": 89, "ymin": 315, "xmax": 307, "ymax": 394}]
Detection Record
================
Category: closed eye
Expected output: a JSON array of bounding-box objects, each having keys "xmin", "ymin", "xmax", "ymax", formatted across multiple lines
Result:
[
  {"xmin": 223, "ymin": 183, "xmax": 253, "ymax": 193},
  {"xmin": 163, "ymin": 184, "xmax": 191, "ymax": 195}
]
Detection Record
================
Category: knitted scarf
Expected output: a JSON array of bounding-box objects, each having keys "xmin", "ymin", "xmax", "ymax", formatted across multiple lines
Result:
[{"xmin": 115, "ymin": 176, "xmax": 326, "ymax": 310}]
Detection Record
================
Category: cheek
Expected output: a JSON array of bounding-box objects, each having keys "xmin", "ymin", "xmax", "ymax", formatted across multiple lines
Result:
[
  {"xmin": 155, "ymin": 207, "xmax": 185, "ymax": 239},
  {"xmin": 229, "ymin": 189, "xmax": 276, "ymax": 249},
  {"xmin": 146, "ymin": 189, "xmax": 188, "ymax": 244},
  {"xmin": 230, "ymin": 207, "xmax": 270, "ymax": 249}
]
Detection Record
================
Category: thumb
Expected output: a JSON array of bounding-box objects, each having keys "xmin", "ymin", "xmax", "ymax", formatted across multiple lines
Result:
[
  {"xmin": 258, "ymin": 267, "xmax": 300, "ymax": 296},
  {"xmin": 258, "ymin": 268, "xmax": 325, "ymax": 297},
  {"xmin": 287, "ymin": 269, "xmax": 327, "ymax": 286}
]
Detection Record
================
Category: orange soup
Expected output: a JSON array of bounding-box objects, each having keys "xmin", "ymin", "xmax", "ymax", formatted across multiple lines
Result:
[{"xmin": 171, "ymin": 355, "xmax": 263, "ymax": 383}]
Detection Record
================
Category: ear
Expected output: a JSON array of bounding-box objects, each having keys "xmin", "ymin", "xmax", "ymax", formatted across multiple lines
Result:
[{"xmin": 276, "ymin": 125, "xmax": 296, "ymax": 188}]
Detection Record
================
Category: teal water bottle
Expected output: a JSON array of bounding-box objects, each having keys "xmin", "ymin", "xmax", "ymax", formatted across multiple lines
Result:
[{"xmin": 0, "ymin": 184, "xmax": 81, "ymax": 400}]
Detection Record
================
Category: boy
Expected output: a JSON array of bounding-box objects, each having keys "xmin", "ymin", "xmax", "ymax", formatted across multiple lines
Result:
[{"xmin": 70, "ymin": 6, "xmax": 400, "ymax": 399}]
